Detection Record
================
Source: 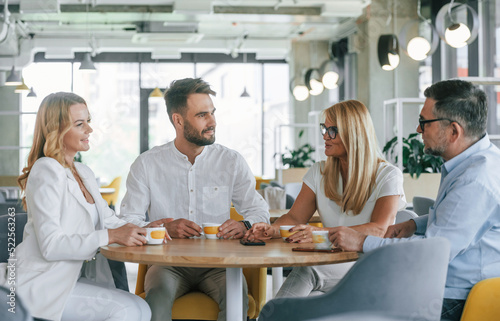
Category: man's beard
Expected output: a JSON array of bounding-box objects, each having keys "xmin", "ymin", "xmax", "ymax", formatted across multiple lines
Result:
[
  {"xmin": 184, "ymin": 120, "xmax": 215, "ymax": 146},
  {"xmin": 424, "ymin": 133, "xmax": 447, "ymax": 157}
]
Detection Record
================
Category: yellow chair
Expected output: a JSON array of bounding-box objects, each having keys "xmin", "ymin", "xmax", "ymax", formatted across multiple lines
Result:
[
  {"xmin": 254, "ymin": 176, "xmax": 271, "ymax": 190},
  {"xmin": 460, "ymin": 277, "xmax": 500, "ymax": 321},
  {"xmin": 308, "ymin": 222, "xmax": 324, "ymax": 228},
  {"xmin": 100, "ymin": 177, "xmax": 121, "ymax": 207},
  {"xmin": 135, "ymin": 208, "xmax": 267, "ymax": 320}
]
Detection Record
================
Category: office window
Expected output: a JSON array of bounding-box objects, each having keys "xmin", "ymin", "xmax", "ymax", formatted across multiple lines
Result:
[{"xmin": 72, "ymin": 63, "xmax": 141, "ymax": 205}]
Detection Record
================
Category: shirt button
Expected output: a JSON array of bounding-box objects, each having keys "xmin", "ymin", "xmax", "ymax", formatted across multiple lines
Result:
[
  {"xmin": 190, "ymin": 189, "xmax": 193, "ymax": 192},
  {"xmin": 190, "ymin": 210, "xmax": 193, "ymax": 214},
  {"xmin": 215, "ymin": 187, "xmax": 218, "ymax": 191}
]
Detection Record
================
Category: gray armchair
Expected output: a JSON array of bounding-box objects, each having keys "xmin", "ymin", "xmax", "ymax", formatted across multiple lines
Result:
[
  {"xmin": 413, "ymin": 196, "xmax": 435, "ymax": 216},
  {"xmin": 259, "ymin": 238, "xmax": 450, "ymax": 321}
]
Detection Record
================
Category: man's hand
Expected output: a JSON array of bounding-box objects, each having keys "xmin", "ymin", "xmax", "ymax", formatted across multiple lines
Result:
[
  {"xmin": 166, "ymin": 218, "xmax": 202, "ymax": 239},
  {"xmin": 384, "ymin": 220, "xmax": 417, "ymax": 238},
  {"xmin": 218, "ymin": 219, "xmax": 247, "ymax": 239},
  {"xmin": 329, "ymin": 226, "xmax": 366, "ymax": 252},
  {"xmin": 145, "ymin": 218, "xmax": 173, "ymax": 228},
  {"xmin": 244, "ymin": 223, "xmax": 276, "ymax": 241},
  {"xmin": 108, "ymin": 223, "xmax": 148, "ymax": 247}
]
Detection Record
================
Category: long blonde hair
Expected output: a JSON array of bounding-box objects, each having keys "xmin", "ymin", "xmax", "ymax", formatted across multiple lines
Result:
[
  {"xmin": 18, "ymin": 92, "xmax": 87, "ymax": 209},
  {"xmin": 322, "ymin": 100, "xmax": 384, "ymax": 215}
]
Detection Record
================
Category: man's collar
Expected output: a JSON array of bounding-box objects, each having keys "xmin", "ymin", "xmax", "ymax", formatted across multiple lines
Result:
[{"xmin": 443, "ymin": 133, "xmax": 490, "ymax": 174}]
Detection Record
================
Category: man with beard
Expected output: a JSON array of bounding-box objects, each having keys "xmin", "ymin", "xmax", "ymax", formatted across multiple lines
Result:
[
  {"xmin": 120, "ymin": 78, "xmax": 270, "ymax": 321},
  {"xmin": 328, "ymin": 79, "xmax": 500, "ymax": 321}
]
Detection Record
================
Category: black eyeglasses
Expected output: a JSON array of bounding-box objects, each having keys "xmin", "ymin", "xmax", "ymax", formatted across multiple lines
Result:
[
  {"xmin": 418, "ymin": 118, "xmax": 459, "ymax": 133},
  {"xmin": 320, "ymin": 123, "xmax": 338, "ymax": 139}
]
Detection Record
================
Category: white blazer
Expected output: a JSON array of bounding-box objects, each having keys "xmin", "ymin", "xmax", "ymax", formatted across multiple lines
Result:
[{"xmin": 1, "ymin": 157, "xmax": 127, "ymax": 320}]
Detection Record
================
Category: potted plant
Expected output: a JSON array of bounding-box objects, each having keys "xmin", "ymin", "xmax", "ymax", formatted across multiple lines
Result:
[
  {"xmin": 277, "ymin": 130, "xmax": 315, "ymax": 184},
  {"xmin": 383, "ymin": 133, "xmax": 443, "ymax": 178},
  {"xmin": 281, "ymin": 143, "xmax": 315, "ymax": 168},
  {"xmin": 383, "ymin": 133, "xmax": 442, "ymax": 201}
]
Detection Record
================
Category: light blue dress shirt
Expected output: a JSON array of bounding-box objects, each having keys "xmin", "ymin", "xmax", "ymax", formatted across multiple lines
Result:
[{"xmin": 364, "ymin": 134, "xmax": 500, "ymax": 300}]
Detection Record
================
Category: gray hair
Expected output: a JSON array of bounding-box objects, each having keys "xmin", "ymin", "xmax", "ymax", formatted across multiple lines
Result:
[{"xmin": 424, "ymin": 79, "xmax": 487, "ymax": 140}]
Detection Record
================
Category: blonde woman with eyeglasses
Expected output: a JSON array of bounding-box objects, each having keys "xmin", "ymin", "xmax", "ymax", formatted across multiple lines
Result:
[
  {"xmin": 245, "ymin": 100, "xmax": 406, "ymax": 297},
  {"xmin": 0, "ymin": 92, "xmax": 152, "ymax": 321}
]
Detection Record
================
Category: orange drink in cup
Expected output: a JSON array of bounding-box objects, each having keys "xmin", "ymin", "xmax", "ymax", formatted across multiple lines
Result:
[
  {"xmin": 145, "ymin": 227, "xmax": 166, "ymax": 245},
  {"xmin": 202, "ymin": 223, "xmax": 221, "ymax": 239},
  {"xmin": 312, "ymin": 230, "xmax": 332, "ymax": 249},
  {"xmin": 279, "ymin": 225, "xmax": 297, "ymax": 241}
]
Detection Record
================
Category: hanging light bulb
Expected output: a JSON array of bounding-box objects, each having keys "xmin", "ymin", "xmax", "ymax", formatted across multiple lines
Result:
[
  {"xmin": 240, "ymin": 53, "xmax": 251, "ymax": 98},
  {"xmin": 322, "ymin": 72, "xmax": 339, "ymax": 89},
  {"xmin": 320, "ymin": 60, "xmax": 342, "ymax": 89},
  {"xmin": 309, "ymin": 79, "xmax": 324, "ymax": 96},
  {"xmin": 27, "ymin": 87, "xmax": 37, "ymax": 98},
  {"xmin": 79, "ymin": 53, "xmax": 97, "ymax": 72},
  {"xmin": 407, "ymin": 37, "xmax": 432, "ymax": 60},
  {"xmin": 444, "ymin": 23, "xmax": 470, "ymax": 48},
  {"xmin": 378, "ymin": 34, "xmax": 400, "ymax": 71},
  {"xmin": 399, "ymin": 0, "xmax": 438, "ymax": 61},
  {"xmin": 292, "ymin": 85, "xmax": 309, "ymax": 101},
  {"xmin": 149, "ymin": 87, "xmax": 163, "ymax": 100},
  {"xmin": 14, "ymin": 78, "xmax": 30, "ymax": 93},
  {"xmin": 304, "ymin": 68, "xmax": 324, "ymax": 96},
  {"xmin": 5, "ymin": 66, "xmax": 22, "ymax": 86},
  {"xmin": 436, "ymin": 2, "xmax": 478, "ymax": 49},
  {"xmin": 240, "ymin": 87, "xmax": 250, "ymax": 98}
]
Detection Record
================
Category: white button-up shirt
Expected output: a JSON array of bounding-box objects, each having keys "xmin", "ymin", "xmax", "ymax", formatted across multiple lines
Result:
[{"xmin": 120, "ymin": 141, "xmax": 270, "ymax": 226}]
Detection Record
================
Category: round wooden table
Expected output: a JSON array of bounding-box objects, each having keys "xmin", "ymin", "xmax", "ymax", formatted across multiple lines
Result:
[{"xmin": 101, "ymin": 238, "xmax": 358, "ymax": 321}]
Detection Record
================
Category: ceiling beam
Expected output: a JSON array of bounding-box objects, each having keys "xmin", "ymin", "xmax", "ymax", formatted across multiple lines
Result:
[{"xmin": 213, "ymin": 6, "xmax": 322, "ymax": 16}]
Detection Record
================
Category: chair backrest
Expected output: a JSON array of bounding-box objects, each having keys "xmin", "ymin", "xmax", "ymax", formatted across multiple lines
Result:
[
  {"xmin": 284, "ymin": 182, "xmax": 302, "ymax": 200},
  {"xmin": 395, "ymin": 209, "xmax": 418, "ymax": 224},
  {"xmin": 259, "ymin": 237, "xmax": 450, "ymax": 321},
  {"xmin": 230, "ymin": 206, "xmax": 244, "ymax": 221},
  {"xmin": 0, "ymin": 213, "xmax": 28, "ymax": 263},
  {"xmin": 257, "ymin": 187, "xmax": 287, "ymax": 210},
  {"xmin": 412, "ymin": 196, "xmax": 435, "ymax": 216},
  {"xmin": 101, "ymin": 176, "xmax": 121, "ymax": 206},
  {"xmin": 460, "ymin": 277, "xmax": 500, "ymax": 321}
]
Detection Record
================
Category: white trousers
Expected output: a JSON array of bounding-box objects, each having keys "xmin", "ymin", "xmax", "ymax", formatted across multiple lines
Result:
[
  {"xmin": 276, "ymin": 262, "xmax": 355, "ymax": 298},
  {"xmin": 61, "ymin": 277, "xmax": 151, "ymax": 321}
]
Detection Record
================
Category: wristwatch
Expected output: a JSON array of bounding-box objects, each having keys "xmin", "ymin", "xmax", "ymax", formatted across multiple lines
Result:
[{"xmin": 240, "ymin": 220, "xmax": 252, "ymax": 230}]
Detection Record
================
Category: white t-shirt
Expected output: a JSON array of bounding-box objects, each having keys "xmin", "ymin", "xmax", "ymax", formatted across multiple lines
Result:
[{"xmin": 303, "ymin": 161, "xmax": 406, "ymax": 227}]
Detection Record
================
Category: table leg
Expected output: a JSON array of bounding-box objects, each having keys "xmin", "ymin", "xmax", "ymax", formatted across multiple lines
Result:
[
  {"xmin": 272, "ymin": 267, "xmax": 283, "ymax": 297},
  {"xmin": 226, "ymin": 267, "xmax": 244, "ymax": 321}
]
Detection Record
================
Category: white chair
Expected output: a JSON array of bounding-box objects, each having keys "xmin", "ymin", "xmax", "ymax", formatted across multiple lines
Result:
[
  {"xmin": 257, "ymin": 186, "xmax": 287, "ymax": 210},
  {"xmin": 413, "ymin": 196, "xmax": 435, "ymax": 216},
  {"xmin": 284, "ymin": 182, "xmax": 302, "ymax": 200},
  {"xmin": 395, "ymin": 209, "xmax": 418, "ymax": 224}
]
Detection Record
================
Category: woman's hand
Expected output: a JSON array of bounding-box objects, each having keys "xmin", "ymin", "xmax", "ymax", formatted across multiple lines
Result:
[
  {"xmin": 285, "ymin": 224, "xmax": 319, "ymax": 243},
  {"xmin": 244, "ymin": 223, "xmax": 277, "ymax": 241},
  {"xmin": 108, "ymin": 223, "xmax": 148, "ymax": 246}
]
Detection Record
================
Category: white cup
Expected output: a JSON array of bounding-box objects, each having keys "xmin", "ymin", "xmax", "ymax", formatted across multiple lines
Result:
[
  {"xmin": 202, "ymin": 223, "xmax": 221, "ymax": 239},
  {"xmin": 312, "ymin": 230, "xmax": 332, "ymax": 249},
  {"xmin": 145, "ymin": 227, "xmax": 166, "ymax": 245},
  {"xmin": 279, "ymin": 225, "xmax": 297, "ymax": 241}
]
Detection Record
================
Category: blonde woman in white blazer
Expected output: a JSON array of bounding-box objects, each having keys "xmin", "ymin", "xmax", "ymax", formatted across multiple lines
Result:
[{"xmin": 0, "ymin": 92, "xmax": 153, "ymax": 321}]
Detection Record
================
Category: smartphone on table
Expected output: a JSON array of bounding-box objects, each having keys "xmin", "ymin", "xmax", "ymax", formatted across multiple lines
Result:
[{"xmin": 240, "ymin": 238, "xmax": 266, "ymax": 246}]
